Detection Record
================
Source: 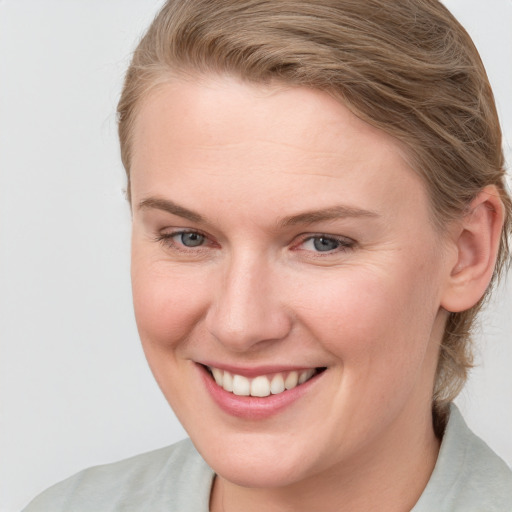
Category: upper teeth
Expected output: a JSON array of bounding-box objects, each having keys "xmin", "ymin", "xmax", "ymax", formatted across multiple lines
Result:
[{"xmin": 208, "ymin": 367, "xmax": 317, "ymax": 397}]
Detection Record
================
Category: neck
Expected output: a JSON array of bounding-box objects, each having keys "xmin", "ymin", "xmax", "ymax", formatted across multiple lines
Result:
[{"xmin": 210, "ymin": 405, "xmax": 440, "ymax": 512}]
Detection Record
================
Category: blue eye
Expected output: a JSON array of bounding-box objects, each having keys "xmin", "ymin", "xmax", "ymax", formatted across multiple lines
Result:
[
  {"xmin": 312, "ymin": 236, "xmax": 341, "ymax": 252},
  {"xmin": 299, "ymin": 235, "xmax": 354, "ymax": 253},
  {"xmin": 155, "ymin": 229, "xmax": 215, "ymax": 254},
  {"xmin": 176, "ymin": 232, "xmax": 205, "ymax": 247}
]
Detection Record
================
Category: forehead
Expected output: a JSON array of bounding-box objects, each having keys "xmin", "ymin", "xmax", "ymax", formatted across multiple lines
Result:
[
  {"xmin": 129, "ymin": 75, "xmax": 430, "ymax": 224},
  {"xmin": 132, "ymin": 75, "xmax": 406, "ymax": 165}
]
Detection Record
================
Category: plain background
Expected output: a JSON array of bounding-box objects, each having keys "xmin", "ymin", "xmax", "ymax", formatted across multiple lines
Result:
[{"xmin": 1, "ymin": 1, "xmax": 511, "ymax": 511}]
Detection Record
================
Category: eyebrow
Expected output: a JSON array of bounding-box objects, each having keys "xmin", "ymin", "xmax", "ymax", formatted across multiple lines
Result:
[
  {"xmin": 138, "ymin": 196, "xmax": 379, "ymax": 226},
  {"xmin": 138, "ymin": 197, "xmax": 204, "ymax": 223},
  {"xmin": 278, "ymin": 205, "xmax": 379, "ymax": 227}
]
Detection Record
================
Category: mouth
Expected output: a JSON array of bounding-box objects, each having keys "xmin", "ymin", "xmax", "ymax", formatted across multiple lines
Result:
[{"xmin": 204, "ymin": 365, "xmax": 327, "ymax": 397}]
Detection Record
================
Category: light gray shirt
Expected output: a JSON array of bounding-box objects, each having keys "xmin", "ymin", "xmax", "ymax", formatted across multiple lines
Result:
[{"xmin": 23, "ymin": 405, "xmax": 512, "ymax": 511}]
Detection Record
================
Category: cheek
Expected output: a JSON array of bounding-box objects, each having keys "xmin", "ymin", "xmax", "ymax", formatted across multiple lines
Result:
[
  {"xmin": 130, "ymin": 257, "xmax": 212, "ymax": 415},
  {"xmin": 131, "ymin": 257, "xmax": 209, "ymax": 351},
  {"xmin": 295, "ymin": 263, "xmax": 440, "ymax": 374}
]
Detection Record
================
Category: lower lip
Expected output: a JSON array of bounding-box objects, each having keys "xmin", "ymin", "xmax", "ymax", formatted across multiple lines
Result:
[{"xmin": 198, "ymin": 365, "xmax": 323, "ymax": 420}]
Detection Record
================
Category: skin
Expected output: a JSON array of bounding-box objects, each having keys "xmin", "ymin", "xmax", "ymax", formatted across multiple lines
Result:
[{"xmin": 129, "ymin": 75, "xmax": 473, "ymax": 511}]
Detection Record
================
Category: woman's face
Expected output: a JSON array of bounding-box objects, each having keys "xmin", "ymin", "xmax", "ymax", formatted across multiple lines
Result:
[{"xmin": 130, "ymin": 76, "xmax": 454, "ymax": 488}]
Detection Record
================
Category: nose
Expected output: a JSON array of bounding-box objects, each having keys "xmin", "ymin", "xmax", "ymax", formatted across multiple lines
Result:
[{"xmin": 205, "ymin": 252, "xmax": 292, "ymax": 352}]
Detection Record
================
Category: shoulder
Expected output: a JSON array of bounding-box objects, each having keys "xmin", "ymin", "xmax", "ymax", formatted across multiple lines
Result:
[
  {"xmin": 413, "ymin": 404, "xmax": 512, "ymax": 512},
  {"xmin": 22, "ymin": 438, "xmax": 214, "ymax": 512}
]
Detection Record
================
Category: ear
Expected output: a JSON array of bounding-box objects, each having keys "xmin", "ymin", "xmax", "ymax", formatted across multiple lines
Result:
[{"xmin": 441, "ymin": 185, "xmax": 505, "ymax": 313}]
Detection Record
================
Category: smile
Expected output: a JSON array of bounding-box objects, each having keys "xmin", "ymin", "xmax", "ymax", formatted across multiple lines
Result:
[{"xmin": 206, "ymin": 366, "xmax": 323, "ymax": 397}]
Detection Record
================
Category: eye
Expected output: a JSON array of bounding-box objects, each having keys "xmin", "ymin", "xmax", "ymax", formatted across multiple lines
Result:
[
  {"xmin": 175, "ymin": 231, "xmax": 205, "ymax": 247},
  {"xmin": 297, "ymin": 234, "xmax": 354, "ymax": 254},
  {"xmin": 309, "ymin": 236, "xmax": 341, "ymax": 252},
  {"xmin": 155, "ymin": 229, "xmax": 211, "ymax": 251}
]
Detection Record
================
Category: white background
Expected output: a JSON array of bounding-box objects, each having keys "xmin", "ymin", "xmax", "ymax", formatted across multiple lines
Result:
[{"xmin": 1, "ymin": 1, "xmax": 511, "ymax": 511}]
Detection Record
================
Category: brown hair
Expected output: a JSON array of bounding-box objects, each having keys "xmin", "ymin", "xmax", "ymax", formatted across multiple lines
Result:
[{"xmin": 118, "ymin": 0, "xmax": 511, "ymax": 424}]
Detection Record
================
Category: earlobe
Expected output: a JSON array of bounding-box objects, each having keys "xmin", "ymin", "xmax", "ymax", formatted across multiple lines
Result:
[{"xmin": 441, "ymin": 185, "xmax": 504, "ymax": 313}]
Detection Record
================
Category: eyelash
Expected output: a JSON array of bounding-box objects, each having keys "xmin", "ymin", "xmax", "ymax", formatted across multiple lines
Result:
[
  {"xmin": 155, "ymin": 230, "xmax": 355, "ymax": 255},
  {"xmin": 155, "ymin": 230, "xmax": 213, "ymax": 253},
  {"xmin": 293, "ymin": 234, "xmax": 356, "ymax": 255}
]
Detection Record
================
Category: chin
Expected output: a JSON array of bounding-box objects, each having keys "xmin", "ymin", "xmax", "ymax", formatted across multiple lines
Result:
[
  {"xmin": 211, "ymin": 453, "xmax": 315, "ymax": 489},
  {"xmin": 192, "ymin": 430, "xmax": 325, "ymax": 489}
]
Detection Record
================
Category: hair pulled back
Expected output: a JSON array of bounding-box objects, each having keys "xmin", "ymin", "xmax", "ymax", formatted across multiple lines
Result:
[{"xmin": 118, "ymin": 0, "xmax": 512, "ymax": 426}]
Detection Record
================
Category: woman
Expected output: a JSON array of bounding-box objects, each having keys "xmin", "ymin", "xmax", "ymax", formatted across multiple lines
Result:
[{"xmin": 24, "ymin": 0, "xmax": 512, "ymax": 510}]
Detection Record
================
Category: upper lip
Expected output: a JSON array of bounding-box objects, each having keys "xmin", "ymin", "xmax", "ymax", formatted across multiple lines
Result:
[{"xmin": 198, "ymin": 362, "xmax": 325, "ymax": 378}]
